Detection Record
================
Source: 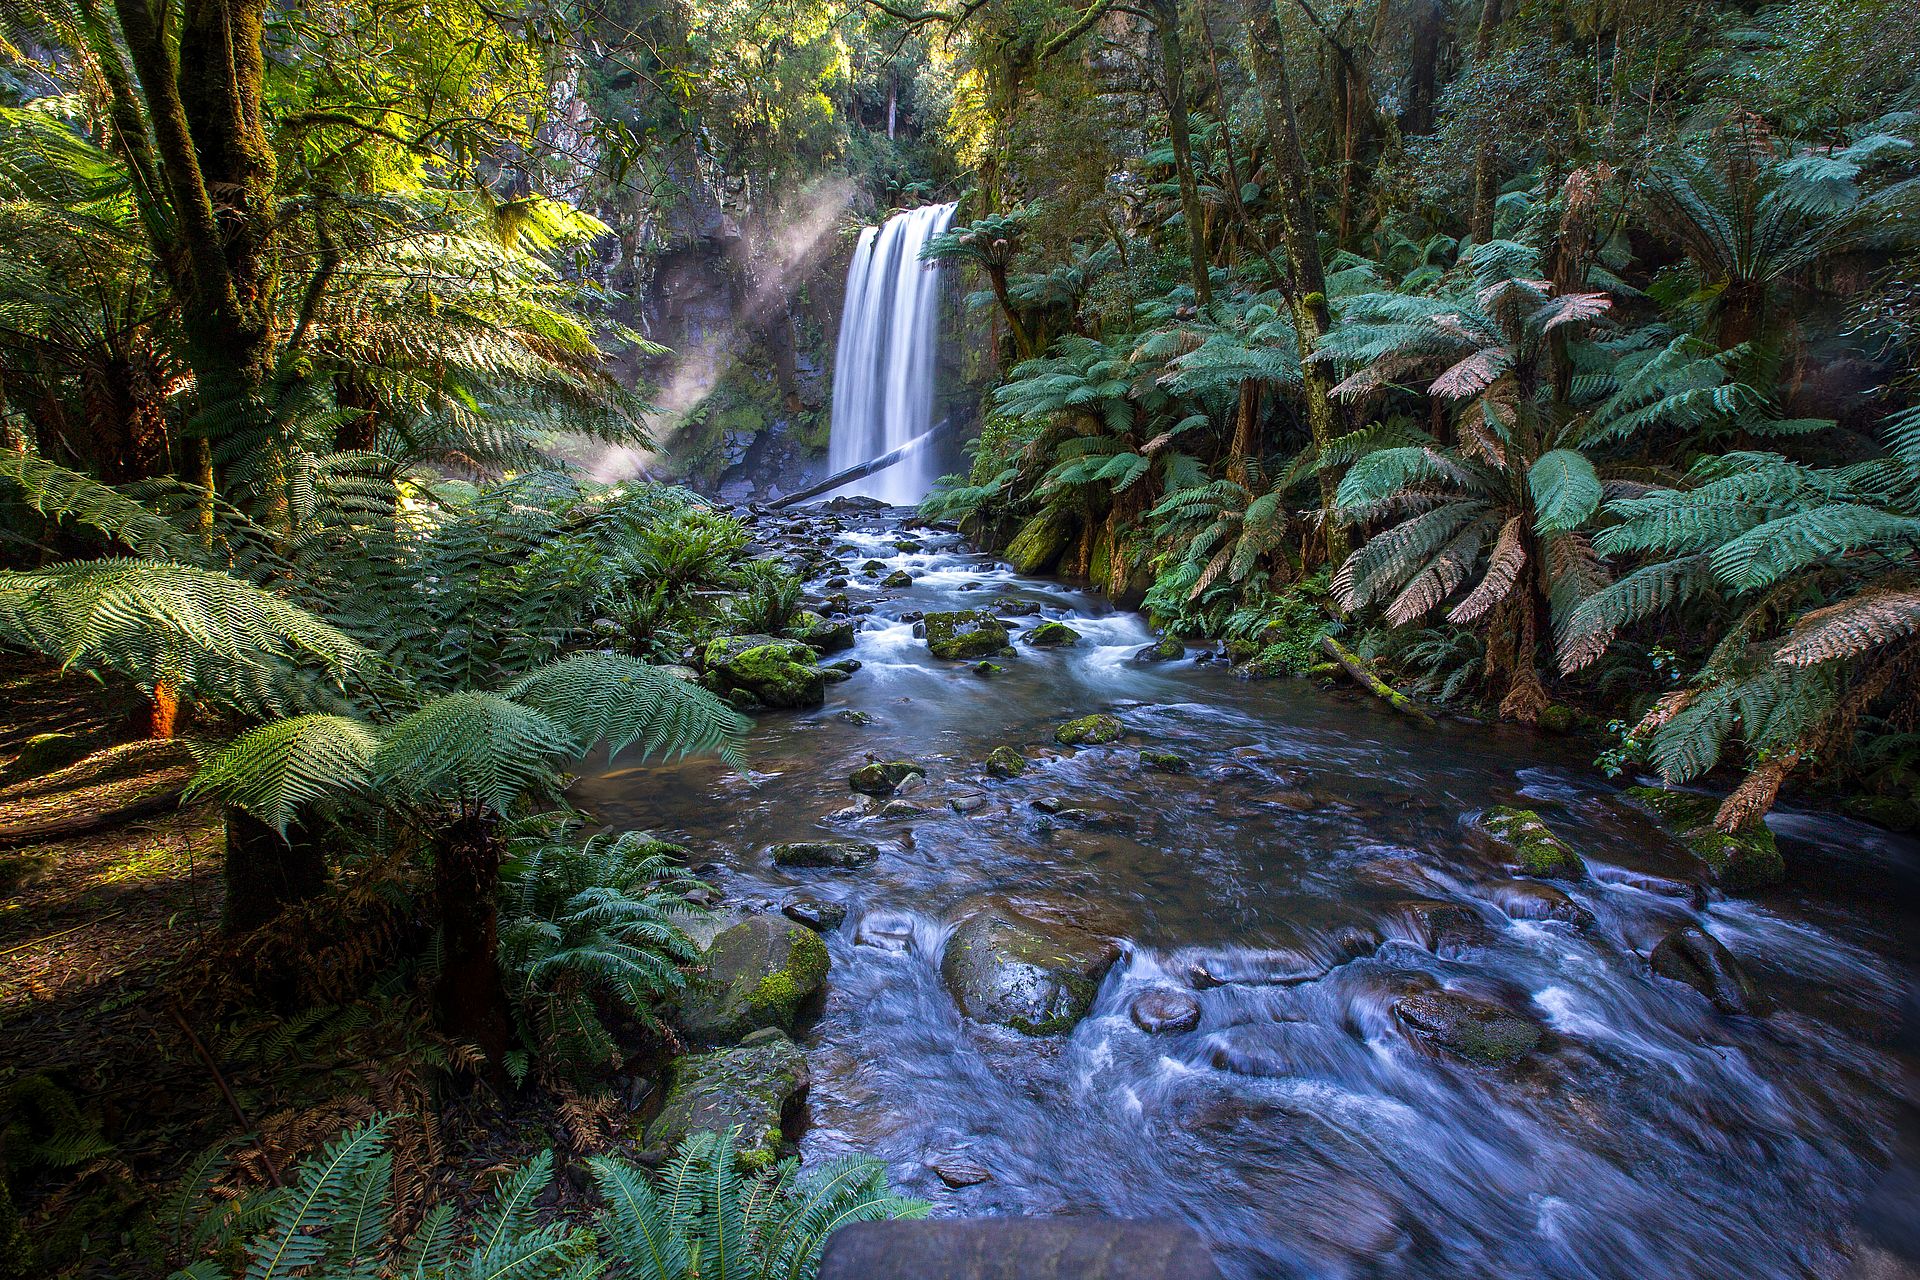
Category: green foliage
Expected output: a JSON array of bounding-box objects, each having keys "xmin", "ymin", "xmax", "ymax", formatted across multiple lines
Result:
[
  {"xmin": 497, "ymin": 819, "xmax": 708, "ymax": 1076},
  {"xmin": 168, "ymin": 1121, "xmax": 925, "ymax": 1280}
]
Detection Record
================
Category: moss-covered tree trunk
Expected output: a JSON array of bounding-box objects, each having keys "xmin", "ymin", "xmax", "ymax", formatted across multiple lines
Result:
[
  {"xmin": 1241, "ymin": 0, "xmax": 1348, "ymax": 565},
  {"xmin": 1154, "ymin": 0, "xmax": 1213, "ymax": 307},
  {"xmin": 1468, "ymin": 0, "xmax": 1505, "ymax": 242}
]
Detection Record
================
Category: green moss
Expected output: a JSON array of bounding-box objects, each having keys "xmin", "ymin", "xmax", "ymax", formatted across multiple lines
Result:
[
  {"xmin": 705, "ymin": 638, "xmax": 825, "ymax": 709},
  {"xmin": 641, "ymin": 1035, "xmax": 809, "ymax": 1169},
  {"xmin": 1140, "ymin": 750, "xmax": 1190, "ymax": 773},
  {"xmin": 923, "ymin": 610, "xmax": 1010, "ymax": 660},
  {"xmin": 984, "ymin": 746, "xmax": 1027, "ymax": 778},
  {"xmin": 1627, "ymin": 787, "xmax": 1785, "ymax": 891},
  {"xmin": 849, "ymin": 760, "xmax": 926, "ymax": 795},
  {"xmin": 1005, "ymin": 506, "xmax": 1075, "ymax": 574},
  {"xmin": 1478, "ymin": 806, "xmax": 1587, "ymax": 879},
  {"xmin": 1055, "ymin": 713, "xmax": 1123, "ymax": 746},
  {"xmin": 1025, "ymin": 621, "xmax": 1081, "ymax": 647}
]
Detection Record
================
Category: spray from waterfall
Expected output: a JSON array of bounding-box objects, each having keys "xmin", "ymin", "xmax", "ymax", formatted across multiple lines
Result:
[{"xmin": 825, "ymin": 202, "xmax": 957, "ymax": 505}]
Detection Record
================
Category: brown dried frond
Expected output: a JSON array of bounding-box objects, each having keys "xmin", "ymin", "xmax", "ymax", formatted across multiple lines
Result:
[
  {"xmin": 1449, "ymin": 517, "xmax": 1526, "ymax": 624},
  {"xmin": 1773, "ymin": 589, "xmax": 1920, "ymax": 667}
]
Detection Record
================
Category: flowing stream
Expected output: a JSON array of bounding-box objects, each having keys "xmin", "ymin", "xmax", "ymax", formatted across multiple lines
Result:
[
  {"xmin": 577, "ymin": 508, "xmax": 1915, "ymax": 1280},
  {"xmin": 824, "ymin": 204, "xmax": 957, "ymax": 505}
]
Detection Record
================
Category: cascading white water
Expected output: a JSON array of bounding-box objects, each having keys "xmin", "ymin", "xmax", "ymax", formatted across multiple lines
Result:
[{"xmin": 826, "ymin": 202, "xmax": 958, "ymax": 505}]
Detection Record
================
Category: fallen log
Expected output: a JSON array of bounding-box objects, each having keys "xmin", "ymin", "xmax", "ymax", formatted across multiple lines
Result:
[
  {"xmin": 766, "ymin": 424, "xmax": 942, "ymax": 509},
  {"xmin": 1318, "ymin": 635, "xmax": 1438, "ymax": 726},
  {"xmin": 0, "ymin": 782, "xmax": 185, "ymax": 847}
]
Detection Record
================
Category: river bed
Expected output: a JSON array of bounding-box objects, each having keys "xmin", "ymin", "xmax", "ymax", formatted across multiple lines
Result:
[{"xmin": 575, "ymin": 505, "xmax": 1916, "ymax": 1280}]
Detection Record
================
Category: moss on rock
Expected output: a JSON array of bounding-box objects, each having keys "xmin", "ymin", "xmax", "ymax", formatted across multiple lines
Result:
[
  {"xmin": 939, "ymin": 911, "xmax": 1117, "ymax": 1035},
  {"xmin": 1626, "ymin": 786, "xmax": 1785, "ymax": 891},
  {"xmin": 1005, "ymin": 506, "xmax": 1075, "ymax": 575},
  {"xmin": 677, "ymin": 915, "xmax": 830, "ymax": 1044},
  {"xmin": 1025, "ymin": 621, "xmax": 1081, "ymax": 647},
  {"xmin": 771, "ymin": 839, "xmax": 880, "ymax": 868},
  {"xmin": 984, "ymin": 746, "xmax": 1028, "ymax": 779},
  {"xmin": 1055, "ymin": 714, "xmax": 1123, "ymax": 746},
  {"xmin": 923, "ymin": 610, "xmax": 1010, "ymax": 660},
  {"xmin": 785, "ymin": 611, "xmax": 855, "ymax": 654},
  {"xmin": 1395, "ymin": 989, "xmax": 1541, "ymax": 1064},
  {"xmin": 703, "ymin": 636, "xmax": 825, "ymax": 709},
  {"xmin": 641, "ymin": 1033, "xmax": 810, "ymax": 1171},
  {"xmin": 849, "ymin": 760, "xmax": 926, "ymax": 796},
  {"xmin": 1472, "ymin": 806, "xmax": 1587, "ymax": 879}
]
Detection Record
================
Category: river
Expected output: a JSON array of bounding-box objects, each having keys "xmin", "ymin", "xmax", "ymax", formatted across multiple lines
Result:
[{"xmin": 575, "ymin": 503, "xmax": 1916, "ymax": 1280}]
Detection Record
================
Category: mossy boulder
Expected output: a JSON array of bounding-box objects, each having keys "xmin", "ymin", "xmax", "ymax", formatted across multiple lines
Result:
[
  {"xmin": 1626, "ymin": 787, "xmax": 1785, "ymax": 891},
  {"xmin": 1140, "ymin": 750, "xmax": 1190, "ymax": 774},
  {"xmin": 1536, "ymin": 704, "xmax": 1579, "ymax": 734},
  {"xmin": 923, "ymin": 610, "xmax": 1010, "ymax": 660},
  {"xmin": 1470, "ymin": 806, "xmax": 1587, "ymax": 879},
  {"xmin": 702, "ymin": 636, "xmax": 825, "ymax": 709},
  {"xmin": 1005, "ymin": 506, "xmax": 1075, "ymax": 575},
  {"xmin": 1054, "ymin": 714, "xmax": 1123, "ymax": 747},
  {"xmin": 1651, "ymin": 924, "xmax": 1767, "ymax": 1016},
  {"xmin": 984, "ymin": 746, "xmax": 1028, "ymax": 779},
  {"xmin": 2, "ymin": 733, "xmax": 95, "ymax": 784},
  {"xmin": 849, "ymin": 759, "xmax": 926, "ymax": 796},
  {"xmin": 1395, "ymin": 989, "xmax": 1542, "ymax": 1064},
  {"xmin": 772, "ymin": 839, "xmax": 880, "ymax": 869},
  {"xmin": 1025, "ymin": 621, "xmax": 1081, "ymax": 648},
  {"xmin": 641, "ymin": 1032, "xmax": 809, "ymax": 1171},
  {"xmin": 1132, "ymin": 636, "xmax": 1186, "ymax": 663},
  {"xmin": 786, "ymin": 611, "xmax": 855, "ymax": 654},
  {"xmin": 677, "ymin": 915, "xmax": 830, "ymax": 1045},
  {"xmin": 882, "ymin": 569, "xmax": 914, "ymax": 588},
  {"xmin": 940, "ymin": 910, "xmax": 1118, "ymax": 1035}
]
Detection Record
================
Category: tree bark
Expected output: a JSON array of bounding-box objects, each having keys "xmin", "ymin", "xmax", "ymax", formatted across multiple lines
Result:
[
  {"xmin": 1155, "ymin": 0, "xmax": 1213, "ymax": 306},
  {"xmin": 1241, "ymin": 0, "xmax": 1348, "ymax": 564},
  {"xmin": 435, "ymin": 812, "xmax": 513, "ymax": 1078},
  {"xmin": 222, "ymin": 807, "xmax": 329, "ymax": 934}
]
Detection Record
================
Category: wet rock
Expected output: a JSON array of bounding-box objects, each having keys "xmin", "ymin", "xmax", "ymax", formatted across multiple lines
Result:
[
  {"xmin": 892, "ymin": 539, "xmax": 924, "ymax": 553},
  {"xmin": 836, "ymin": 709, "xmax": 875, "ymax": 726},
  {"xmin": 771, "ymin": 839, "xmax": 881, "ymax": 868},
  {"xmin": 677, "ymin": 915, "xmax": 830, "ymax": 1044},
  {"xmin": 1469, "ymin": 806, "xmax": 1587, "ymax": 879},
  {"xmin": 824, "ymin": 658, "xmax": 861, "ymax": 674},
  {"xmin": 854, "ymin": 910, "xmax": 918, "ymax": 953},
  {"xmin": 1132, "ymin": 636, "xmax": 1186, "ymax": 663},
  {"xmin": 1536, "ymin": 704, "xmax": 1579, "ymax": 734},
  {"xmin": 1055, "ymin": 713, "xmax": 1123, "ymax": 746},
  {"xmin": 1131, "ymin": 989, "xmax": 1202, "ymax": 1033},
  {"xmin": 923, "ymin": 610, "xmax": 1011, "ymax": 660},
  {"xmin": 1651, "ymin": 925, "xmax": 1767, "ymax": 1015},
  {"xmin": 702, "ymin": 635, "xmax": 826, "ymax": 709},
  {"xmin": 878, "ymin": 800, "xmax": 926, "ymax": 819},
  {"xmin": 996, "ymin": 599, "xmax": 1043, "ymax": 616},
  {"xmin": 1025, "ymin": 621, "xmax": 1082, "ymax": 647},
  {"xmin": 1482, "ymin": 880, "xmax": 1594, "ymax": 928},
  {"xmin": 642, "ymin": 1033, "xmax": 809, "ymax": 1171},
  {"xmin": 1352, "ymin": 857, "xmax": 1442, "ymax": 893},
  {"xmin": 850, "ymin": 759, "xmax": 927, "ymax": 796},
  {"xmin": 927, "ymin": 1153, "xmax": 993, "ymax": 1188},
  {"xmin": 822, "ymin": 667, "xmax": 853, "ymax": 684},
  {"xmin": 786, "ymin": 611, "xmax": 855, "ymax": 654},
  {"xmin": 940, "ymin": 910, "xmax": 1119, "ymax": 1035},
  {"xmin": 1186, "ymin": 931, "xmax": 1376, "ymax": 988},
  {"xmin": 970, "ymin": 661, "xmax": 1003, "ymax": 676},
  {"xmin": 1140, "ymin": 750, "xmax": 1191, "ymax": 774},
  {"xmin": 1596, "ymin": 868, "xmax": 1708, "ymax": 909},
  {"xmin": 949, "ymin": 791, "xmax": 988, "ymax": 814},
  {"xmin": 1626, "ymin": 787, "xmax": 1785, "ymax": 891},
  {"xmin": 1388, "ymin": 899, "xmax": 1497, "ymax": 953},
  {"xmin": 882, "ymin": 569, "xmax": 914, "ymax": 588},
  {"xmin": 1394, "ymin": 989, "xmax": 1541, "ymax": 1064},
  {"xmin": 1004, "ymin": 506, "xmax": 1074, "ymax": 574},
  {"xmin": 861, "ymin": 559, "xmax": 888, "ymax": 574},
  {"xmin": 782, "ymin": 895, "xmax": 848, "ymax": 932},
  {"xmin": 1266, "ymin": 788, "xmax": 1318, "ymax": 811},
  {"xmin": 984, "ymin": 746, "xmax": 1028, "ymax": 779}
]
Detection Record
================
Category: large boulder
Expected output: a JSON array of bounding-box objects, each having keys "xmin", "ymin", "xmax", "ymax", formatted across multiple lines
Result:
[
  {"xmin": 984, "ymin": 746, "xmax": 1028, "ymax": 779},
  {"xmin": 1468, "ymin": 806, "xmax": 1587, "ymax": 879},
  {"xmin": 641, "ymin": 1032, "xmax": 810, "ymax": 1170},
  {"xmin": 850, "ymin": 760, "xmax": 926, "ymax": 796},
  {"xmin": 940, "ymin": 910, "xmax": 1118, "ymax": 1035},
  {"xmin": 923, "ymin": 611, "xmax": 1010, "ymax": 660},
  {"xmin": 677, "ymin": 915, "xmax": 830, "ymax": 1044},
  {"xmin": 1394, "ymin": 989, "xmax": 1542, "ymax": 1064},
  {"xmin": 1651, "ymin": 925, "xmax": 1767, "ymax": 1015},
  {"xmin": 1025, "ymin": 621, "xmax": 1081, "ymax": 648},
  {"xmin": 703, "ymin": 636, "xmax": 826, "ymax": 709},
  {"xmin": 786, "ymin": 611, "xmax": 856, "ymax": 654},
  {"xmin": 1004, "ymin": 507, "xmax": 1075, "ymax": 575},
  {"xmin": 1626, "ymin": 787, "xmax": 1785, "ymax": 891}
]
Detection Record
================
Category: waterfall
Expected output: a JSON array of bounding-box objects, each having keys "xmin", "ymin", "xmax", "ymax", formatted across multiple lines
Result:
[{"xmin": 826, "ymin": 202, "xmax": 957, "ymax": 505}]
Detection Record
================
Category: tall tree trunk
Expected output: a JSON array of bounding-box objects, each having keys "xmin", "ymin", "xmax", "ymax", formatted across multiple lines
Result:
[
  {"xmin": 435, "ymin": 812, "xmax": 513, "ymax": 1079},
  {"xmin": 1155, "ymin": 0, "xmax": 1213, "ymax": 306},
  {"xmin": 1468, "ymin": 0, "xmax": 1504, "ymax": 242},
  {"xmin": 1241, "ymin": 0, "xmax": 1348, "ymax": 564},
  {"xmin": 222, "ymin": 807, "xmax": 329, "ymax": 934}
]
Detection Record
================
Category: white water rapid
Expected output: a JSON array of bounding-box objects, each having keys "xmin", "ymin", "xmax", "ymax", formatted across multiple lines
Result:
[{"xmin": 825, "ymin": 202, "xmax": 958, "ymax": 505}]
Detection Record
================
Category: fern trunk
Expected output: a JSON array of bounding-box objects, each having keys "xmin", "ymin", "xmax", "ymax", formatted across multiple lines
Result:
[
  {"xmin": 222, "ymin": 807, "xmax": 328, "ymax": 935},
  {"xmin": 436, "ymin": 812, "xmax": 513, "ymax": 1078}
]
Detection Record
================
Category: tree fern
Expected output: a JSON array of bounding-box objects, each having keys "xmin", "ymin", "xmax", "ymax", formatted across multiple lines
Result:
[
  {"xmin": 506, "ymin": 653, "xmax": 748, "ymax": 770},
  {"xmin": 187, "ymin": 715, "xmax": 382, "ymax": 834}
]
